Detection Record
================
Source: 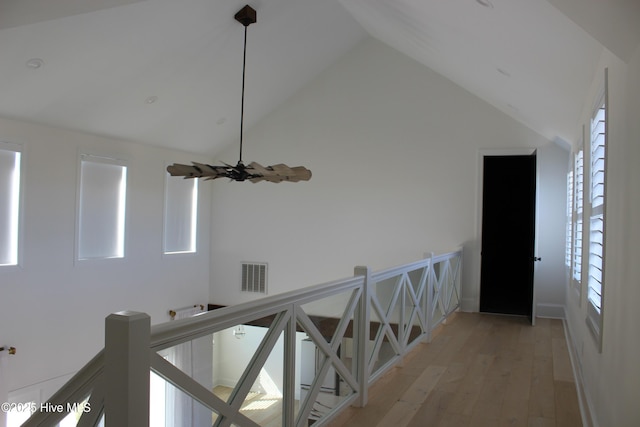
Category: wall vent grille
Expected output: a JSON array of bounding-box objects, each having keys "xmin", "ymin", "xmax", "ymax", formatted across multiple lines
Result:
[{"xmin": 241, "ymin": 262, "xmax": 267, "ymax": 294}]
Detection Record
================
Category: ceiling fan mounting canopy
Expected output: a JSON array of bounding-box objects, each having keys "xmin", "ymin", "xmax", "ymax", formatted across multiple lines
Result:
[
  {"xmin": 166, "ymin": 4, "xmax": 311, "ymax": 183},
  {"xmin": 234, "ymin": 5, "xmax": 256, "ymax": 27}
]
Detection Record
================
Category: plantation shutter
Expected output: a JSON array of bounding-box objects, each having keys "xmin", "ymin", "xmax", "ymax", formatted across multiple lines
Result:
[
  {"xmin": 572, "ymin": 150, "xmax": 583, "ymax": 284},
  {"xmin": 586, "ymin": 72, "xmax": 607, "ymax": 347}
]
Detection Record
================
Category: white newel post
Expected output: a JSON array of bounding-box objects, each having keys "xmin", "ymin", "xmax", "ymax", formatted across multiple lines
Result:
[
  {"xmin": 354, "ymin": 266, "xmax": 371, "ymax": 408},
  {"xmin": 104, "ymin": 311, "xmax": 150, "ymax": 427}
]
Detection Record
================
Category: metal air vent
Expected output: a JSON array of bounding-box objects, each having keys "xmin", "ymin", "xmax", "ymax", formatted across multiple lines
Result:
[{"xmin": 241, "ymin": 262, "xmax": 268, "ymax": 294}]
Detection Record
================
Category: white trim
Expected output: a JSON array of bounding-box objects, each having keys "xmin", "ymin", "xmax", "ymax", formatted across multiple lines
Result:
[
  {"xmin": 0, "ymin": 141, "xmax": 24, "ymax": 268},
  {"xmin": 585, "ymin": 68, "xmax": 608, "ymax": 352},
  {"xmin": 535, "ymin": 303, "xmax": 565, "ymax": 319},
  {"xmin": 74, "ymin": 151, "xmax": 129, "ymax": 263},
  {"xmin": 460, "ymin": 297, "xmax": 477, "ymax": 312},
  {"xmin": 162, "ymin": 164, "xmax": 198, "ymax": 256},
  {"xmin": 562, "ymin": 315, "xmax": 597, "ymax": 427}
]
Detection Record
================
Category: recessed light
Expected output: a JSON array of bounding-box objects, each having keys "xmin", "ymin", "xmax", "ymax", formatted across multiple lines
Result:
[
  {"xmin": 26, "ymin": 58, "xmax": 44, "ymax": 69},
  {"xmin": 145, "ymin": 96, "xmax": 158, "ymax": 104},
  {"xmin": 476, "ymin": 0, "xmax": 494, "ymax": 9}
]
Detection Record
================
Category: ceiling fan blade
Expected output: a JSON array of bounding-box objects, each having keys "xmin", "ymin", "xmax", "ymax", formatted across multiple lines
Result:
[
  {"xmin": 286, "ymin": 166, "xmax": 312, "ymax": 182},
  {"xmin": 266, "ymin": 163, "xmax": 312, "ymax": 182},
  {"xmin": 167, "ymin": 162, "xmax": 227, "ymax": 179},
  {"xmin": 245, "ymin": 162, "xmax": 279, "ymax": 182},
  {"xmin": 168, "ymin": 161, "xmax": 311, "ymax": 182}
]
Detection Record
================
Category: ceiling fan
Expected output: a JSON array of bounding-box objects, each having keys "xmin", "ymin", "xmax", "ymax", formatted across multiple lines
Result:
[{"xmin": 167, "ymin": 5, "xmax": 312, "ymax": 183}]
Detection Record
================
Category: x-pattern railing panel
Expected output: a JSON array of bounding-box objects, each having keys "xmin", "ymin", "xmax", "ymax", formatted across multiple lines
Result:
[
  {"xmin": 151, "ymin": 353, "xmax": 251, "ymax": 426},
  {"xmin": 368, "ymin": 285, "xmax": 402, "ymax": 376},
  {"xmin": 401, "ymin": 267, "xmax": 429, "ymax": 348},
  {"xmin": 430, "ymin": 256, "xmax": 462, "ymax": 329},
  {"xmin": 225, "ymin": 311, "xmax": 291, "ymax": 426}
]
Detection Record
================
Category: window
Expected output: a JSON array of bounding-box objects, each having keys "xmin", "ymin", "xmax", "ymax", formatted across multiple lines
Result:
[
  {"xmin": 565, "ymin": 168, "xmax": 573, "ymax": 268},
  {"xmin": 77, "ymin": 154, "xmax": 127, "ymax": 260},
  {"xmin": 572, "ymin": 149, "xmax": 584, "ymax": 288},
  {"xmin": 163, "ymin": 173, "xmax": 198, "ymax": 254},
  {"xmin": 0, "ymin": 142, "xmax": 21, "ymax": 266},
  {"xmin": 586, "ymin": 70, "xmax": 607, "ymax": 348}
]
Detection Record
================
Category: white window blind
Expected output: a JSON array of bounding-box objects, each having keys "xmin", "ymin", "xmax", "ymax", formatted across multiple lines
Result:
[
  {"xmin": 572, "ymin": 150, "xmax": 584, "ymax": 284},
  {"xmin": 163, "ymin": 174, "xmax": 198, "ymax": 254},
  {"xmin": 77, "ymin": 155, "xmax": 127, "ymax": 260},
  {"xmin": 565, "ymin": 169, "xmax": 573, "ymax": 267},
  {"xmin": 586, "ymin": 72, "xmax": 607, "ymax": 347},
  {"xmin": 0, "ymin": 143, "xmax": 21, "ymax": 266}
]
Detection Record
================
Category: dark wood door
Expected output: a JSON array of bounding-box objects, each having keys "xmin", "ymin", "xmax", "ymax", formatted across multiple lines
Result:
[{"xmin": 480, "ymin": 154, "xmax": 537, "ymax": 319}]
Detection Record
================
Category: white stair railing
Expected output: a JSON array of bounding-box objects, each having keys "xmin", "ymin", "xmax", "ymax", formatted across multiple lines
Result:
[{"xmin": 22, "ymin": 249, "xmax": 462, "ymax": 427}]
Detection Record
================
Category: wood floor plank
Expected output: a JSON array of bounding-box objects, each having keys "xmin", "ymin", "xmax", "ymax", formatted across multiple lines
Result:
[
  {"xmin": 376, "ymin": 365, "xmax": 446, "ymax": 427},
  {"xmin": 528, "ymin": 355, "xmax": 556, "ymax": 420},
  {"xmin": 554, "ymin": 380, "xmax": 582, "ymax": 427},
  {"xmin": 447, "ymin": 379, "xmax": 484, "ymax": 417},
  {"xmin": 551, "ymin": 337, "xmax": 574, "ymax": 382},
  {"xmin": 550, "ymin": 319, "xmax": 565, "ymax": 339},
  {"xmin": 406, "ymin": 389, "xmax": 456, "ymax": 427},
  {"xmin": 527, "ymin": 417, "xmax": 556, "ymax": 427},
  {"xmin": 499, "ymin": 397, "xmax": 529, "ymax": 427}
]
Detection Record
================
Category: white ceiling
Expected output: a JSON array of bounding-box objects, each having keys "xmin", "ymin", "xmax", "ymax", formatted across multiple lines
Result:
[{"xmin": 0, "ymin": 0, "xmax": 637, "ymax": 156}]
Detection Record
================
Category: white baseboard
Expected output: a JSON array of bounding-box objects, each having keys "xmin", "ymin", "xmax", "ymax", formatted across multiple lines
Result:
[
  {"xmin": 460, "ymin": 297, "xmax": 477, "ymax": 312},
  {"xmin": 535, "ymin": 303, "xmax": 565, "ymax": 319},
  {"xmin": 562, "ymin": 315, "xmax": 597, "ymax": 427}
]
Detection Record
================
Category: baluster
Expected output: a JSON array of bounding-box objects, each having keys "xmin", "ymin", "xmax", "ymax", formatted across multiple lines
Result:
[{"xmin": 354, "ymin": 266, "xmax": 371, "ymax": 407}]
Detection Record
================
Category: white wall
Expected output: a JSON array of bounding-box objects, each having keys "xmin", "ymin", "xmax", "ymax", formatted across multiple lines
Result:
[
  {"xmin": 208, "ymin": 37, "xmax": 566, "ymax": 319},
  {"xmin": 564, "ymin": 44, "xmax": 640, "ymax": 426},
  {"xmin": 0, "ymin": 117, "xmax": 212, "ymax": 394}
]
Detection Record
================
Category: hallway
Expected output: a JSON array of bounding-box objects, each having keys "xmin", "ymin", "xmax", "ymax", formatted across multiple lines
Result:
[{"xmin": 328, "ymin": 312, "xmax": 582, "ymax": 427}]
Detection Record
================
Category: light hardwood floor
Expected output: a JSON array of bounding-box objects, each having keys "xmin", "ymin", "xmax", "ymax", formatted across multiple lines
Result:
[
  {"xmin": 327, "ymin": 312, "xmax": 582, "ymax": 427},
  {"xmin": 212, "ymin": 386, "xmax": 292, "ymax": 427}
]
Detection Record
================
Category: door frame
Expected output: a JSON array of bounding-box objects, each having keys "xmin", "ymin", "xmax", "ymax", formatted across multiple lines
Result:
[{"xmin": 475, "ymin": 148, "xmax": 539, "ymax": 324}]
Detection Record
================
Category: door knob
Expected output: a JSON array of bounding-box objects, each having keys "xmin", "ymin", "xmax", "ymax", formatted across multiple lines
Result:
[{"xmin": 533, "ymin": 257, "xmax": 542, "ymax": 262}]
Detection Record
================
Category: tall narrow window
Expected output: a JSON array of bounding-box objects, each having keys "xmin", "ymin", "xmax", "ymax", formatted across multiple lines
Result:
[
  {"xmin": 163, "ymin": 173, "xmax": 198, "ymax": 254},
  {"xmin": 587, "ymin": 71, "xmax": 607, "ymax": 348},
  {"xmin": 565, "ymin": 168, "xmax": 573, "ymax": 268},
  {"xmin": 572, "ymin": 149, "xmax": 584, "ymax": 289},
  {"xmin": 77, "ymin": 155, "xmax": 127, "ymax": 260},
  {"xmin": 0, "ymin": 143, "xmax": 21, "ymax": 266}
]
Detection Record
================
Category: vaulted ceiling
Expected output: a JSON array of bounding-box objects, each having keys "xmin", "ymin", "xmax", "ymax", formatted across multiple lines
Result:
[{"xmin": 0, "ymin": 0, "xmax": 638, "ymax": 155}]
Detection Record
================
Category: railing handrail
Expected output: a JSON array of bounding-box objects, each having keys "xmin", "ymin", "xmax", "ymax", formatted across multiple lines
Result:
[
  {"xmin": 432, "ymin": 248, "xmax": 462, "ymax": 263},
  {"xmin": 370, "ymin": 257, "xmax": 431, "ymax": 283}
]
